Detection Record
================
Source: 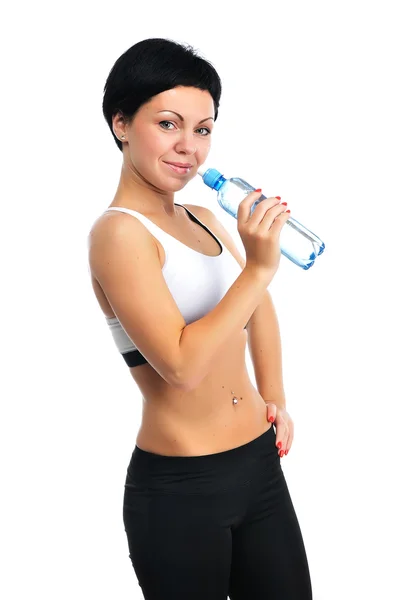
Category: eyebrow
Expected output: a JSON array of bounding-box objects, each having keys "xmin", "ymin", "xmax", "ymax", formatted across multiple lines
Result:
[{"xmin": 156, "ymin": 110, "xmax": 214, "ymax": 124}]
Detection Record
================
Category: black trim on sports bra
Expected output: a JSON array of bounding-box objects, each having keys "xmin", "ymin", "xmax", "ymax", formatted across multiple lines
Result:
[{"xmin": 175, "ymin": 203, "xmax": 223, "ymax": 256}]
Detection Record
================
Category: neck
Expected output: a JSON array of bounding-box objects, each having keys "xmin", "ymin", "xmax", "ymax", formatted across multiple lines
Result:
[{"xmin": 111, "ymin": 169, "xmax": 178, "ymax": 218}]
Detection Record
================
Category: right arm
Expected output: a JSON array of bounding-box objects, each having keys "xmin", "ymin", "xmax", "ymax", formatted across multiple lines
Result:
[{"xmin": 88, "ymin": 212, "xmax": 271, "ymax": 391}]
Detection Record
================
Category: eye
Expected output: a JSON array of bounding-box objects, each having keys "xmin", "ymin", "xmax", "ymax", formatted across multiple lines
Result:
[
  {"xmin": 159, "ymin": 120, "xmax": 175, "ymax": 130},
  {"xmin": 198, "ymin": 127, "xmax": 212, "ymax": 136},
  {"xmin": 159, "ymin": 121, "xmax": 211, "ymax": 136}
]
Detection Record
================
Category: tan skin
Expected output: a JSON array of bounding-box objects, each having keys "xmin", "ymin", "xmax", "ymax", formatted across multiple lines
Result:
[{"xmin": 89, "ymin": 86, "xmax": 289, "ymax": 456}]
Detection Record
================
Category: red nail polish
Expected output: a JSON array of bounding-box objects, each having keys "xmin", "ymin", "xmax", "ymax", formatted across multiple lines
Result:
[
  {"xmin": 276, "ymin": 442, "xmax": 282, "ymax": 449},
  {"xmin": 269, "ymin": 416, "xmax": 274, "ymax": 423},
  {"xmin": 280, "ymin": 450, "xmax": 284, "ymax": 457}
]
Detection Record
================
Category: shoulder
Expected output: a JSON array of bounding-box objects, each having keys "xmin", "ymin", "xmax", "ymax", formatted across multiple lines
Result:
[
  {"xmin": 182, "ymin": 204, "xmax": 246, "ymax": 270},
  {"xmin": 87, "ymin": 208, "xmax": 158, "ymax": 263},
  {"xmin": 88, "ymin": 207, "xmax": 161, "ymax": 244}
]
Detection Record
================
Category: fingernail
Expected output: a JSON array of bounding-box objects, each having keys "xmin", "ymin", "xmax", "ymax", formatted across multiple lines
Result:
[
  {"xmin": 279, "ymin": 450, "xmax": 285, "ymax": 457},
  {"xmin": 281, "ymin": 202, "xmax": 288, "ymax": 205},
  {"xmin": 285, "ymin": 450, "xmax": 288, "ymax": 455},
  {"xmin": 269, "ymin": 416, "xmax": 274, "ymax": 423},
  {"xmin": 275, "ymin": 196, "xmax": 281, "ymax": 200},
  {"xmin": 276, "ymin": 442, "xmax": 282, "ymax": 449},
  {"xmin": 254, "ymin": 188, "xmax": 262, "ymax": 193},
  {"xmin": 286, "ymin": 210, "xmax": 291, "ymax": 213}
]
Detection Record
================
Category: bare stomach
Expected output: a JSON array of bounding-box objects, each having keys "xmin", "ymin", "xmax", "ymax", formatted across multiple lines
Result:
[{"xmin": 132, "ymin": 330, "xmax": 271, "ymax": 456}]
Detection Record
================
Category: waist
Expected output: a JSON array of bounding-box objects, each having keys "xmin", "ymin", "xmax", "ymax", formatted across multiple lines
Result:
[
  {"xmin": 136, "ymin": 384, "xmax": 270, "ymax": 456},
  {"xmin": 127, "ymin": 424, "xmax": 276, "ymax": 496}
]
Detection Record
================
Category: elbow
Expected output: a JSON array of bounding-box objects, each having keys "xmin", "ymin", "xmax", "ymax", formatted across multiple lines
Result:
[
  {"xmin": 168, "ymin": 362, "xmax": 191, "ymax": 391},
  {"xmin": 172, "ymin": 329, "xmax": 206, "ymax": 392},
  {"xmin": 170, "ymin": 370, "xmax": 195, "ymax": 392},
  {"xmin": 171, "ymin": 364, "xmax": 201, "ymax": 392}
]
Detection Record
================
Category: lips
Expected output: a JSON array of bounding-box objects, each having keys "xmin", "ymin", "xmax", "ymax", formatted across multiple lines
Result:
[
  {"xmin": 164, "ymin": 162, "xmax": 193, "ymax": 175},
  {"xmin": 165, "ymin": 162, "xmax": 194, "ymax": 168}
]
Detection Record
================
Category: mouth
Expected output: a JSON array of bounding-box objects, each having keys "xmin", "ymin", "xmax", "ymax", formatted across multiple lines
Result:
[{"xmin": 164, "ymin": 162, "xmax": 194, "ymax": 175}]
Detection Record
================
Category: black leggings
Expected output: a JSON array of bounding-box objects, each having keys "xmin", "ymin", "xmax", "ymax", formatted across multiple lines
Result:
[{"xmin": 123, "ymin": 425, "xmax": 312, "ymax": 599}]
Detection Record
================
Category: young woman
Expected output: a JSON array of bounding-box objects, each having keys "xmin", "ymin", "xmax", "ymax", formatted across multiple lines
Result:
[{"xmin": 88, "ymin": 38, "xmax": 312, "ymax": 599}]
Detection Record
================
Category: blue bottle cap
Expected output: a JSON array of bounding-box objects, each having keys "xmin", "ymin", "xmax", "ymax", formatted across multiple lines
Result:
[{"xmin": 197, "ymin": 168, "xmax": 223, "ymax": 189}]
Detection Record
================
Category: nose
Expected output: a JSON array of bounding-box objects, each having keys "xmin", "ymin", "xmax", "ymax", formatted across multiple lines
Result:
[{"xmin": 175, "ymin": 130, "xmax": 197, "ymax": 155}]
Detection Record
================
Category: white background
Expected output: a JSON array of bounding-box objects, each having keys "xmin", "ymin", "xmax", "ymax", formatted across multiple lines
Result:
[{"xmin": 1, "ymin": 1, "xmax": 412, "ymax": 598}]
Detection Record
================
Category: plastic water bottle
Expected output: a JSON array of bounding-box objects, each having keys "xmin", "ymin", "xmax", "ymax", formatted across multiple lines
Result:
[{"xmin": 198, "ymin": 167, "xmax": 325, "ymax": 270}]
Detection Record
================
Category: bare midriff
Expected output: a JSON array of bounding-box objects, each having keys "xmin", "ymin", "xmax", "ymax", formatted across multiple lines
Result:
[
  {"xmin": 90, "ymin": 202, "xmax": 271, "ymax": 457},
  {"xmin": 131, "ymin": 329, "xmax": 270, "ymax": 456}
]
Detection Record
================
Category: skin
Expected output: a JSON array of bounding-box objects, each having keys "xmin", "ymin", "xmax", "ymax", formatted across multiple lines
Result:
[
  {"xmin": 111, "ymin": 86, "xmax": 214, "ymax": 218},
  {"xmin": 108, "ymin": 85, "xmax": 292, "ymax": 457}
]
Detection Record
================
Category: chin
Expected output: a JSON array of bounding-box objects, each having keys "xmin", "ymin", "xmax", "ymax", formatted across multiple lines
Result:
[
  {"xmin": 165, "ymin": 173, "xmax": 192, "ymax": 189},
  {"xmin": 173, "ymin": 180, "xmax": 189, "ymax": 192}
]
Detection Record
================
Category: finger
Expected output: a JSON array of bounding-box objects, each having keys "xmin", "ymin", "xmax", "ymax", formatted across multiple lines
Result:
[
  {"xmin": 279, "ymin": 427, "xmax": 289, "ymax": 457},
  {"xmin": 237, "ymin": 189, "xmax": 265, "ymax": 225},
  {"xmin": 277, "ymin": 421, "xmax": 290, "ymax": 457},
  {"xmin": 275, "ymin": 422, "xmax": 287, "ymax": 454},
  {"xmin": 284, "ymin": 421, "xmax": 294, "ymax": 455},
  {"xmin": 266, "ymin": 403, "xmax": 277, "ymax": 424},
  {"xmin": 272, "ymin": 208, "xmax": 292, "ymax": 231}
]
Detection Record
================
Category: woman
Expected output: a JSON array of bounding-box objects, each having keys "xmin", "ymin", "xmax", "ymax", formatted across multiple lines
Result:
[{"xmin": 88, "ymin": 38, "xmax": 312, "ymax": 599}]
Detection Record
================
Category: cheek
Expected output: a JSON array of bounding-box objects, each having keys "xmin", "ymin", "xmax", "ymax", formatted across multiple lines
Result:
[
  {"xmin": 198, "ymin": 140, "xmax": 211, "ymax": 159},
  {"xmin": 132, "ymin": 133, "xmax": 167, "ymax": 169},
  {"xmin": 142, "ymin": 129, "xmax": 166, "ymax": 154}
]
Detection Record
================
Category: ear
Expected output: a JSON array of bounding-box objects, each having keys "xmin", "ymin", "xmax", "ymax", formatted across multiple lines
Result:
[{"xmin": 112, "ymin": 111, "xmax": 127, "ymax": 140}]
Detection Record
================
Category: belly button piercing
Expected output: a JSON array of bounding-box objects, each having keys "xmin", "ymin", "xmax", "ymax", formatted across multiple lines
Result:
[{"xmin": 231, "ymin": 390, "xmax": 238, "ymax": 405}]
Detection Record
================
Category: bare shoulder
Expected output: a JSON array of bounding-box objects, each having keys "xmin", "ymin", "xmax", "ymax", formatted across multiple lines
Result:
[
  {"xmin": 87, "ymin": 208, "xmax": 155, "ymax": 255},
  {"xmin": 182, "ymin": 204, "xmax": 246, "ymax": 270}
]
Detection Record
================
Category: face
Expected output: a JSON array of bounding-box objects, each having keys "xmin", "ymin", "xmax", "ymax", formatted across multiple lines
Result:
[{"xmin": 115, "ymin": 86, "xmax": 215, "ymax": 193}]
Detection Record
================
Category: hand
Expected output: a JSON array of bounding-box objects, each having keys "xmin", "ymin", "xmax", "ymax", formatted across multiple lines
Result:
[
  {"xmin": 238, "ymin": 190, "xmax": 290, "ymax": 278},
  {"xmin": 265, "ymin": 402, "xmax": 294, "ymax": 457}
]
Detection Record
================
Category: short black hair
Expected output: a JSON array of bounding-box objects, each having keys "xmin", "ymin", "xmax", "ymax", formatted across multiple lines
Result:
[{"xmin": 102, "ymin": 38, "xmax": 222, "ymax": 152}]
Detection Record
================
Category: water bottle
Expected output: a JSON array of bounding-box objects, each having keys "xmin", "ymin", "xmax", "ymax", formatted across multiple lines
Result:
[{"xmin": 198, "ymin": 167, "xmax": 325, "ymax": 270}]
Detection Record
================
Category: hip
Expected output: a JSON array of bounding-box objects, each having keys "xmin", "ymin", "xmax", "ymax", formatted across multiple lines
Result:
[{"xmin": 126, "ymin": 423, "xmax": 279, "ymax": 497}]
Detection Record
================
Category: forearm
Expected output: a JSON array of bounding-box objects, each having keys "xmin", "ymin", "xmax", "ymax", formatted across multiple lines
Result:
[
  {"xmin": 247, "ymin": 291, "xmax": 286, "ymax": 409},
  {"xmin": 179, "ymin": 266, "xmax": 272, "ymax": 390}
]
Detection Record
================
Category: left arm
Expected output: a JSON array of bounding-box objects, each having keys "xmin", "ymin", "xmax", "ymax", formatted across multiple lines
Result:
[
  {"xmin": 183, "ymin": 204, "xmax": 293, "ymax": 455},
  {"xmin": 246, "ymin": 291, "xmax": 286, "ymax": 410},
  {"xmin": 184, "ymin": 204, "xmax": 286, "ymax": 409}
]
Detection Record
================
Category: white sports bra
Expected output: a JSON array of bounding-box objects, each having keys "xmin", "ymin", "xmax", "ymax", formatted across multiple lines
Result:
[{"xmin": 102, "ymin": 203, "xmax": 244, "ymax": 367}]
